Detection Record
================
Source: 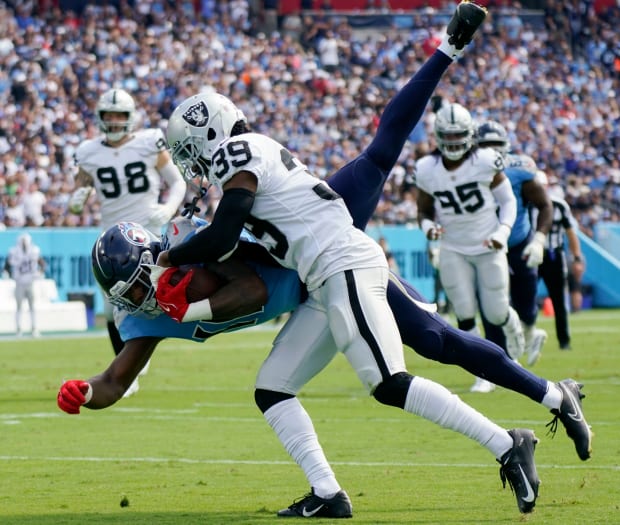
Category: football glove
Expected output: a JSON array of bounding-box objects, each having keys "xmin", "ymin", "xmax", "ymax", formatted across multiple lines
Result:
[
  {"xmin": 150, "ymin": 204, "xmax": 176, "ymax": 228},
  {"xmin": 68, "ymin": 186, "xmax": 93, "ymax": 214},
  {"xmin": 57, "ymin": 380, "xmax": 92, "ymax": 414},
  {"xmin": 522, "ymin": 231, "xmax": 546, "ymax": 268},
  {"xmin": 153, "ymin": 266, "xmax": 192, "ymax": 322},
  {"xmin": 421, "ymin": 219, "xmax": 444, "ymax": 241},
  {"xmin": 486, "ymin": 224, "xmax": 511, "ymax": 251}
]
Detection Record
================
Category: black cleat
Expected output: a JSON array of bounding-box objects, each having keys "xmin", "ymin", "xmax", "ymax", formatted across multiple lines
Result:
[
  {"xmin": 277, "ymin": 488, "xmax": 353, "ymax": 519},
  {"xmin": 446, "ymin": 1, "xmax": 488, "ymax": 50},
  {"xmin": 498, "ymin": 429, "xmax": 540, "ymax": 514},
  {"xmin": 547, "ymin": 379, "xmax": 593, "ymax": 461}
]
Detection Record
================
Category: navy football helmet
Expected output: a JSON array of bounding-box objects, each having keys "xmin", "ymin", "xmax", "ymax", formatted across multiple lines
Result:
[
  {"xmin": 92, "ymin": 222, "xmax": 161, "ymax": 315},
  {"xmin": 475, "ymin": 120, "xmax": 511, "ymax": 156}
]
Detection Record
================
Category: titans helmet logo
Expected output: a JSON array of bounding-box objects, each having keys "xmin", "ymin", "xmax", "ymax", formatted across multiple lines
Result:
[
  {"xmin": 183, "ymin": 101, "xmax": 209, "ymax": 127},
  {"xmin": 119, "ymin": 222, "xmax": 149, "ymax": 246}
]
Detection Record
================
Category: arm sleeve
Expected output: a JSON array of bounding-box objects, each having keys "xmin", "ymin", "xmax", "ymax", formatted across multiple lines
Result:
[
  {"xmin": 491, "ymin": 177, "xmax": 517, "ymax": 228},
  {"xmin": 168, "ymin": 187, "xmax": 255, "ymax": 266}
]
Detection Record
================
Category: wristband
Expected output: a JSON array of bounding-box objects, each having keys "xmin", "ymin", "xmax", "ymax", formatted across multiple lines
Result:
[
  {"xmin": 183, "ymin": 298, "xmax": 213, "ymax": 322},
  {"xmin": 83, "ymin": 383, "xmax": 93, "ymax": 404}
]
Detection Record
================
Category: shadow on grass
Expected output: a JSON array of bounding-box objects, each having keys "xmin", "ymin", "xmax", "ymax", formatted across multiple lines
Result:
[{"xmin": 2, "ymin": 511, "xmax": 281, "ymax": 525}]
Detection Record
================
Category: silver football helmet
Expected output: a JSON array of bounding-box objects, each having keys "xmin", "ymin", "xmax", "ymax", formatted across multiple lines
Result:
[
  {"xmin": 475, "ymin": 120, "xmax": 511, "ymax": 156},
  {"xmin": 434, "ymin": 103, "xmax": 475, "ymax": 161},
  {"xmin": 96, "ymin": 88, "xmax": 136, "ymax": 142},
  {"xmin": 166, "ymin": 92, "xmax": 247, "ymax": 180}
]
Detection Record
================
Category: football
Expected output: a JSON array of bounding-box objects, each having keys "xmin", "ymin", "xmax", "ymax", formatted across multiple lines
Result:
[{"xmin": 167, "ymin": 265, "xmax": 225, "ymax": 303}]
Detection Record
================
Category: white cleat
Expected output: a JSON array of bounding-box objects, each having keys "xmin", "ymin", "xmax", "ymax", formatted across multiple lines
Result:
[
  {"xmin": 138, "ymin": 359, "xmax": 151, "ymax": 377},
  {"xmin": 470, "ymin": 377, "xmax": 496, "ymax": 393},
  {"xmin": 526, "ymin": 329, "xmax": 547, "ymax": 366},
  {"xmin": 123, "ymin": 379, "xmax": 140, "ymax": 398}
]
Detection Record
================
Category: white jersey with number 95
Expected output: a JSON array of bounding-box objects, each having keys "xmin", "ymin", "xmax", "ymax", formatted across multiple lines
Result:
[{"xmin": 415, "ymin": 148, "xmax": 504, "ymax": 256}]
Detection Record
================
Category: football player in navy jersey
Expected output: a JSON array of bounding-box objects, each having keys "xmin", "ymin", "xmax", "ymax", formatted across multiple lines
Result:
[
  {"xmin": 57, "ymin": 3, "xmax": 590, "ymax": 517},
  {"xmin": 475, "ymin": 121, "xmax": 553, "ymax": 367}
]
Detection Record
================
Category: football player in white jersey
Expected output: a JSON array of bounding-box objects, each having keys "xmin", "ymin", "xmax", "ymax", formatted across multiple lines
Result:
[
  {"xmin": 415, "ymin": 102, "xmax": 525, "ymax": 393},
  {"xmin": 4, "ymin": 233, "xmax": 45, "ymax": 337},
  {"xmin": 69, "ymin": 88, "xmax": 187, "ymax": 395},
  {"xmin": 149, "ymin": 4, "xmax": 543, "ymax": 516}
]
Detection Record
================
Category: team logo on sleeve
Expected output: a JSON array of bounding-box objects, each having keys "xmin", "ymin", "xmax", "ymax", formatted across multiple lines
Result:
[
  {"xmin": 118, "ymin": 222, "xmax": 150, "ymax": 246},
  {"xmin": 183, "ymin": 101, "xmax": 209, "ymax": 127}
]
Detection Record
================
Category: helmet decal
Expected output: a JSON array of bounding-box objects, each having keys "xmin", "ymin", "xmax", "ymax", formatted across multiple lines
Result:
[
  {"xmin": 183, "ymin": 101, "xmax": 210, "ymax": 127},
  {"xmin": 118, "ymin": 222, "xmax": 150, "ymax": 246}
]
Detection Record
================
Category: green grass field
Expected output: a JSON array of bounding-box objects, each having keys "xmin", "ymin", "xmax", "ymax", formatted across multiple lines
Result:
[{"xmin": 1, "ymin": 310, "xmax": 619, "ymax": 524}]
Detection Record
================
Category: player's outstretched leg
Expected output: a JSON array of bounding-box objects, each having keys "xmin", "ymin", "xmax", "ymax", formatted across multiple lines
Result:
[{"xmin": 328, "ymin": 1, "xmax": 487, "ymax": 231}]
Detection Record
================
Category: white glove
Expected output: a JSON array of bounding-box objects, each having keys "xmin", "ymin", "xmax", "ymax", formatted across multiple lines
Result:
[
  {"xmin": 145, "ymin": 264, "xmax": 167, "ymax": 291},
  {"xmin": 150, "ymin": 204, "xmax": 175, "ymax": 228},
  {"xmin": 522, "ymin": 231, "xmax": 546, "ymax": 268},
  {"xmin": 68, "ymin": 186, "xmax": 93, "ymax": 214},
  {"xmin": 421, "ymin": 219, "xmax": 444, "ymax": 241},
  {"xmin": 486, "ymin": 224, "xmax": 511, "ymax": 251}
]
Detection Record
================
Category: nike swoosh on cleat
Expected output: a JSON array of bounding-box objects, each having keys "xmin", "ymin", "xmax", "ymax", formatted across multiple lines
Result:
[
  {"xmin": 566, "ymin": 393, "xmax": 583, "ymax": 421},
  {"xmin": 302, "ymin": 504, "xmax": 324, "ymax": 517},
  {"xmin": 518, "ymin": 465, "xmax": 536, "ymax": 503}
]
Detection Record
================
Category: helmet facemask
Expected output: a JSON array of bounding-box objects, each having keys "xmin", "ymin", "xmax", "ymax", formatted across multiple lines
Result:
[
  {"xmin": 434, "ymin": 103, "xmax": 474, "ymax": 162},
  {"xmin": 96, "ymin": 89, "xmax": 136, "ymax": 142},
  {"xmin": 107, "ymin": 250, "xmax": 160, "ymax": 317},
  {"xmin": 99, "ymin": 112, "xmax": 134, "ymax": 142},
  {"xmin": 170, "ymin": 134, "xmax": 209, "ymax": 181},
  {"xmin": 166, "ymin": 92, "xmax": 246, "ymax": 181}
]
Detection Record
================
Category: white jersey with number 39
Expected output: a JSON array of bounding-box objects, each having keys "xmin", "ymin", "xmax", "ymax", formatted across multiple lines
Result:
[
  {"xmin": 207, "ymin": 132, "xmax": 386, "ymax": 290},
  {"xmin": 415, "ymin": 148, "xmax": 504, "ymax": 255},
  {"xmin": 74, "ymin": 129, "xmax": 168, "ymax": 231}
]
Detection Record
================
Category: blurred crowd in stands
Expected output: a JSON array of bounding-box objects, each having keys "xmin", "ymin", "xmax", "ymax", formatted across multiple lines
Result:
[{"xmin": 0, "ymin": 0, "xmax": 619, "ymax": 238}]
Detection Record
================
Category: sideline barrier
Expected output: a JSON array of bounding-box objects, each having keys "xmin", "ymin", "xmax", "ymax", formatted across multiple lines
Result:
[
  {"xmin": 0, "ymin": 228, "xmax": 103, "ymax": 314},
  {"xmin": 0, "ymin": 279, "xmax": 87, "ymax": 333}
]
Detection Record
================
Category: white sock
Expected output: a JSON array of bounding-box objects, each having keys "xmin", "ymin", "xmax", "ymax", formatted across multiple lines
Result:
[
  {"xmin": 437, "ymin": 35, "xmax": 463, "ymax": 61},
  {"xmin": 263, "ymin": 397, "xmax": 341, "ymax": 498},
  {"xmin": 404, "ymin": 376, "xmax": 513, "ymax": 460},
  {"xmin": 541, "ymin": 381, "xmax": 563, "ymax": 411}
]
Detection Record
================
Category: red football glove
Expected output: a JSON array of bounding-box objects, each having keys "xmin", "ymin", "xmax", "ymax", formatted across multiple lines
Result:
[
  {"xmin": 57, "ymin": 380, "xmax": 92, "ymax": 414},
  {"xmin": 155, "ymin": 267, "xmax": 193, "ymax": 322}
]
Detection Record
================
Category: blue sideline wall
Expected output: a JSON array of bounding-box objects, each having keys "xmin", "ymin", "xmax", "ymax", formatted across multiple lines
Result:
[
  {"xmin": 0, "ymin": 228, "xmax": 102, "ymax": 313},
  {"xmin": 1, "ymin": 224, "xmax": 618, "ymax": 315}
]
